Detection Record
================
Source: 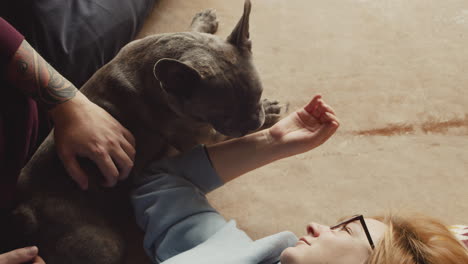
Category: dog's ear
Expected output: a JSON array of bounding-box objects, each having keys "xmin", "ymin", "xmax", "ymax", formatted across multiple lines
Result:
[
  {"xmin": 153, "ymin": 58, "xmax": 202, "ymax": 98},
  {"xmin": 227, "ymin": 0, "xmax": 252, "ymax": 52}
]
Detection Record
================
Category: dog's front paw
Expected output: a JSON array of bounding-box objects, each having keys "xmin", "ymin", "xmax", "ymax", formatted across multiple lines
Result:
[
  {"xmin": 190, "ymin": 9, "xmax": 219, "ymax": 34},
  {"xmin": 261, "ymin": 99, "xmax": 288, "ymax": 129}
]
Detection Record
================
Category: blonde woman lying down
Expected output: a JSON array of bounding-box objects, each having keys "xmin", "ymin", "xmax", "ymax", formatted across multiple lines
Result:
[{"xmin": 133, "ymin": 95, "xmax": 468, "ymax": 264}]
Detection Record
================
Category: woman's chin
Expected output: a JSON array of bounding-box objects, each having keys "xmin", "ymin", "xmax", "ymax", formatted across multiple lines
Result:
[{"xmin": 280, "ymin": 247, "xmax": 298, "ymax": 264}]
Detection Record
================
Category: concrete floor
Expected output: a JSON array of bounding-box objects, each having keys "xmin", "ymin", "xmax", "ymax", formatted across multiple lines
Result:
[{"xmin": 138, "ymin": 0, "xmax": 468, "ymax": 241}]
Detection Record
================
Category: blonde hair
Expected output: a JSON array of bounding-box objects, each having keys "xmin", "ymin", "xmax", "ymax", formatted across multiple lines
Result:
[{"xmin": 366, "ymin": 213, "xmax": 468, "ymax": 264}]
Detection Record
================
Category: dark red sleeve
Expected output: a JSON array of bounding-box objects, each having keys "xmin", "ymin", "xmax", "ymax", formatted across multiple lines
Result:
[
  {"xmin": 0, "ymin": 17, "xmax": 39, "ymax": 209},
  {"xmin": 0, "ymin": 17, "xmax": 25, "ymax": 67}
]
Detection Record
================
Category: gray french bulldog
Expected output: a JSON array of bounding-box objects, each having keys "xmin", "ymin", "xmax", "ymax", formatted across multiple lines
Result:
[{"xmin": 0, "ymin": 1, "xmax": 282, "ymax": 263}]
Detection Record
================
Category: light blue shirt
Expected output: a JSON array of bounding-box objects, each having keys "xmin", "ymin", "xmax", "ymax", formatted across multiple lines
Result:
[{"xmin": 132, "ymin": 145, "xmax": 298, "ymax": 263}]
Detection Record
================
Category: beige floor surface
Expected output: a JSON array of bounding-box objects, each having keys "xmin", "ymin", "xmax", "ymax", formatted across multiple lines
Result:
[{"xmin": 137, "ymin": 0, "xmax": 468, "ymax": 240}]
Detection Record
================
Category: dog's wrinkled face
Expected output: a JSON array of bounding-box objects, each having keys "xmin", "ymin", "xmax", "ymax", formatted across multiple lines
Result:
[
  {"xmin": 153, "ymin": 0, "xmax": 265, "ymax": 137},
  {"xmin": 188, "ymin": 62, "xmax": 265, "ymax": 137},
  {"xmin": 153, "ymin": 56, "xmax": 265, "ymax": 137}
]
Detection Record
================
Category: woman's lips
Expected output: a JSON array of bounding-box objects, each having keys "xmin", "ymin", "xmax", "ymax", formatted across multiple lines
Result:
[{"xmin": 299, "ymin": 237, "xmax": 311, "ymax": 245}]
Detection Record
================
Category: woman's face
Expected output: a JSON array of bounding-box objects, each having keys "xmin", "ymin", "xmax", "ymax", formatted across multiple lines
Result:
[{"xmin": 280, "ymin": 218, "xmax": 387, "ymax": 264}]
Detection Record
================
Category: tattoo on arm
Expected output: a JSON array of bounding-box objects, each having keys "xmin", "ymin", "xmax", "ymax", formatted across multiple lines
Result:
[{"xmin": 7, "ymin": 40, "xmax": 77, "ymax": 109}]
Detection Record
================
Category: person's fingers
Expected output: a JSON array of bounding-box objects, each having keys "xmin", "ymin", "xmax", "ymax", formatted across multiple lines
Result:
[
  {"xmin": 313, "ymin": 100, "xmax": 326, "ymax": 118},
  {"xmin": 321, "ymin": 102, "xmax": 336, "ymax": 115},
  {"xmin": 319, "ymin": 114, "xmax": 340, "ymax": 137},
  {"xmin": 297, "ymin": 108, "xmax": 318, "ymax": 127},
  {"xmin": 61, "ymin": 153, "xmax": 89, "ymax": 190},
  {"xmin": 120, "ymin": 139, "xmax": 136, "ymax": 163},
  {"xmin": 92, "ymin": 152, "xmax": 119, "ymax": 187},
  {"xmin": 0, "ymin": 246, "xmax": 38, "ymax": 263},
  {"xmin": 320, "ymin": 111, "xmax": 340, "ymax": 127},
  {"xmin": 304, "ymin": 95, "xmax": 322, "ymax": 114},
  {"xmin": 120, "ymin": 127, "xmax": 136, "ymax": 147},
  {"xmin": 33, "ymin": 255, "xmax": 46, "ymax": 264},
  {"xmin": 319, "ymin": 112, "xmax": 329, "ymax": 124},
  {"xmin": 327, "ymin": 112, "xmax": 340, "ymax": 126},
  {"xmin": 316, "ymin": 124, "xmax": 339, "ymax": 146},
  {"xmin": 314, "ymin": 99, "xmax": 337, "ymax": 121},
  {"xmin": 319, "ymin": 109, "xmax": 337, "ymax": 122},
  {"xmin": 110, "ymin": 147, "xmax": 134, "ymax": 181}
]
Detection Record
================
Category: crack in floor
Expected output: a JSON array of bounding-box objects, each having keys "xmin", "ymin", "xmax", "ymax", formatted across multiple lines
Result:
[{"xmin": 350, "ymin": 114, "xmax": 468, "ymax": 136}]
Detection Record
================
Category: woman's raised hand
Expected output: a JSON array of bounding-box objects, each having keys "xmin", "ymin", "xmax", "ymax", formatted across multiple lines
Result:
[{"xmin": 267, "ymin": 95, "xmax": 339, "ymax": 157}]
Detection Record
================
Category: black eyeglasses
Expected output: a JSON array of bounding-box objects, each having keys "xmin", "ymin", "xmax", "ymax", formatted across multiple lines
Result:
[{"xmin": 330, "ymin": 214, "xmax": 375, "ymax": 249}]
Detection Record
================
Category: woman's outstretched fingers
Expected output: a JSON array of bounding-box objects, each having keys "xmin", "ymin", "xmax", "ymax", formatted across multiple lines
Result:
[
  {"xmin": 321, "ymin": 112, "xmax": 340, "ymax": 126},
  {"xmin": 319, "ymin": 112, "xmax": 329, "ymax": 123},
  {"xmin": 305, "ymin": 95, "xmax": 322, "ymax": 114},
  {"xmin": 313, "ymin": 99, "xmax": 333, "ymax": 120},
  {"xmin": 302, "ymin": 95, "xmax": 338, "ymax": 125},
  {"xmin": 319, "ymin": 102, "xmax": 337, "ymax": 119},
  {"xmin": 321, "ymin": 102, "xmax": 336, "ymax": 115},
  {"xmin": 318, "ymin": 114, "xmax": 340, "ymax": 142},
  {"xmin": 313, "ymin": 100, "xmax": 324, "ymax": 118}
]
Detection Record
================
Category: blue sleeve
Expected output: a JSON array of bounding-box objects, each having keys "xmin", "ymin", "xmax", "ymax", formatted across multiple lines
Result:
[{"xmin": 132, "ymin": 145, "xmax": 228, "ymax": 263}]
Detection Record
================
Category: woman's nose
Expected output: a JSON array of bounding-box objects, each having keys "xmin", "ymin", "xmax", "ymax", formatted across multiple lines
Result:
[{"xmin": 307, "ymin": 222, "xmax": 329, "ymax": 237}]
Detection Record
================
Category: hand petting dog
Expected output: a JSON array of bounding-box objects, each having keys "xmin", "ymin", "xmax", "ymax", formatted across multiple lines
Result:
[{"xmin": 50, "ymin": 92, "xmax": 136, "ymax": 190}]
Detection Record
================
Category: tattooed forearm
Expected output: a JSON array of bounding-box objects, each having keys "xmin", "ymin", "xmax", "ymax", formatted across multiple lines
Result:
[{"xmin": 6, "ymin": 40, "xmax": 77, "ymax": 109}]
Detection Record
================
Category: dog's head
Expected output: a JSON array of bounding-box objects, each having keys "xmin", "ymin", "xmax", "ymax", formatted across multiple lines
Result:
[{"xmin": 153, "ymin": 0, "xmax": 265, "ymax": 137}]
